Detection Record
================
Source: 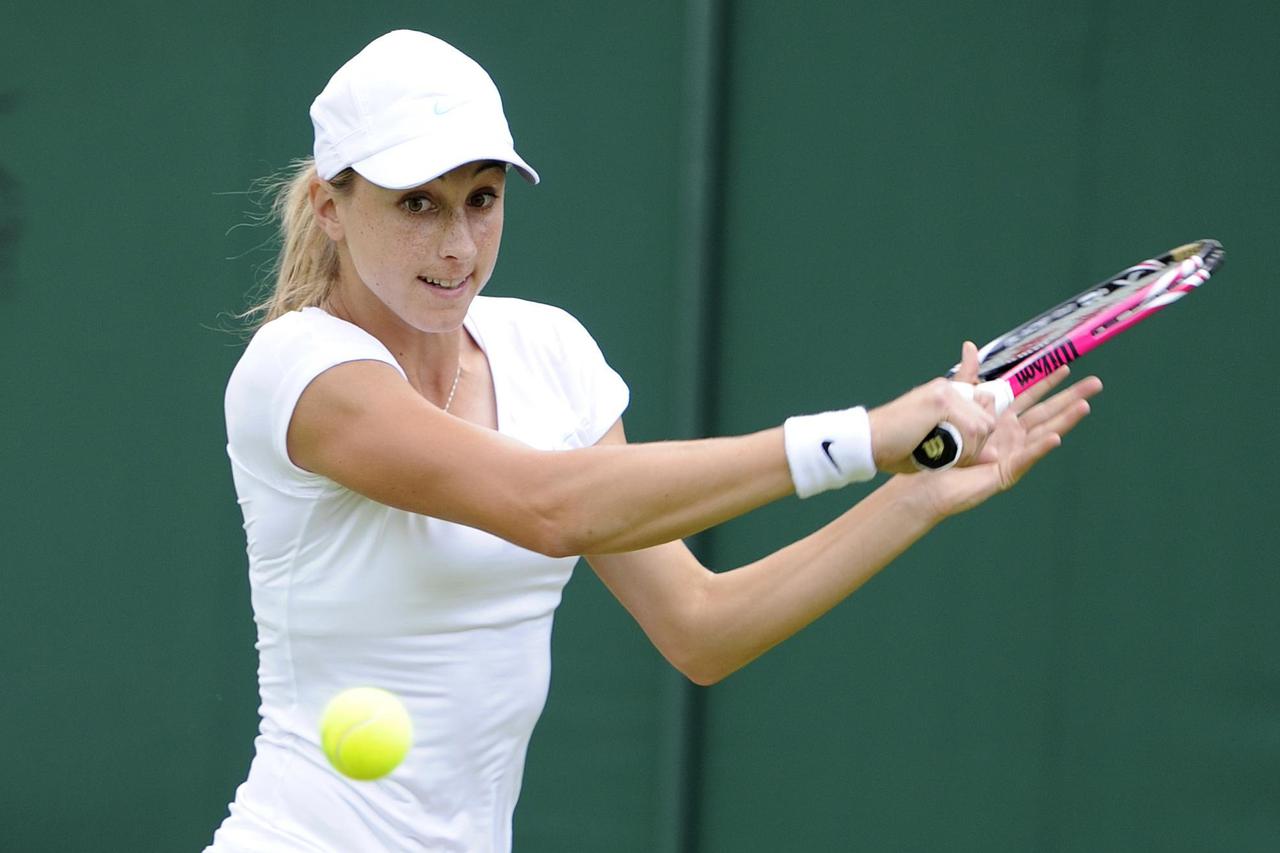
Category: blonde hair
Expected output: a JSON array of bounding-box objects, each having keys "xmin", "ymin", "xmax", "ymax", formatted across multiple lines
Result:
[{"xmin": 240, "ymin": 158, "xmax": 355, "ymax": 328}]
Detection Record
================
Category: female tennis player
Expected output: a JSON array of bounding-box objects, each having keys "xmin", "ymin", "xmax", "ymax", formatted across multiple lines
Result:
[{"xmin": 205, "ymin": 29, "xmax": 1101, "ymax": 853}]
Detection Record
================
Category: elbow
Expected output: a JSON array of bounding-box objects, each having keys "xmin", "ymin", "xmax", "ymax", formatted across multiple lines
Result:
[
  {"xmin": 513, "ymin": 450, "xmax": 649, "ymax": 557},
  {"xmin": 682, "ymin": 665, "xmax": 726, "ymax": 688},
  {"xmin": 516, "ymin": 496, "xmax": 591, "ymax": 559},
  {"xmin": 537, "ymin": 536, "xmax": 582, "ymax": 561},
  {"xmin": 657, "ymin": 578, "xmax": 738, "ymax": 686},
  {"xmin": 520, "ymin": 518, "xmax": 581, "ymax": 560},
  {"xmin": 494, "ymin": 473, "xmax": 576, "ymax": 558},
  {"xmin": 520, "ymin": 488, "xmax": 614, "ymax": 559},
  {"xmin": 673, "ymin": 651, "xmax": 735, "ymax": 687},
  {"xmin": 664, "ymin": 623, "xmax": 737, "ymax": 687}
]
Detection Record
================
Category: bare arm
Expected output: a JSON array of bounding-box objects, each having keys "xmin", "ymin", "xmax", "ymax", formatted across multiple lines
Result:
[
  {"xmin": 587, "ymin": 471, "xmax": 937, "ymax": 686},
  {"xmin": 288, "ymin": 349, "xmax": 998, "ymax": 558},
  {"xmin": 288, "ymin": 360, "xmax": 794, "ymax": 557},
  {"xmin": 588, "ymin": 369, "xmax": 1101, "ymax": 685}
]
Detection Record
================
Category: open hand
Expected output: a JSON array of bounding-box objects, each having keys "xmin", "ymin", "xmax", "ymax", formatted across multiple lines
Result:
[{"xmin": 913, "ymin": 366, "xmax": 1103, "ymax": 519}]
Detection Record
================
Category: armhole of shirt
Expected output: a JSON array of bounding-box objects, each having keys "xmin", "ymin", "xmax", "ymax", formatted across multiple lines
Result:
[
  {"xmin": 270, "ymin": 355, "xmax": 407, "ymax": 491},
  {"xmin": 231, "ymin": 309, "xmax": 408, "ymax": 497}
]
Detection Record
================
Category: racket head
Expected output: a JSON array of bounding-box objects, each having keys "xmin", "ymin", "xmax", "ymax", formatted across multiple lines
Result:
[
  {"xmin": 955, "ymin": 239, "xmax": 1224, "ymax": 382},
  {"xmin": 915, "ymin": 239, "xmax": 1223, "ymax": 471}
]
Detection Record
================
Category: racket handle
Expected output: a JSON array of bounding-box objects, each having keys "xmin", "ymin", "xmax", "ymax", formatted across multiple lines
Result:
[
  {"xmin": 912, "ymin": 380, "xmax": 1014, "ymax": 471},
  {"xmin": 913, "ymin": 423, "xmax": 964, "ymax": 470}
]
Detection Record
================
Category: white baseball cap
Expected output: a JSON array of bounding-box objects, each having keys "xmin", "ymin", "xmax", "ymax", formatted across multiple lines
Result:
[{"xmin": 310, "ymin": 30, "xmax": 539, "ymax": 189}]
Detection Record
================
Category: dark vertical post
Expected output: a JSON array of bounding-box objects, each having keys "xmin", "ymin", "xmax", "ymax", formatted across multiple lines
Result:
[{"xmin": 656, "ymin": 1, "xmax": 730, "ymax": 852}]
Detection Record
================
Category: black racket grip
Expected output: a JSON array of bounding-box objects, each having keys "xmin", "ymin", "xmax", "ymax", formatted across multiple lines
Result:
[{"xmin": 911, "ymin": 422, "xmax": 962, "ymax": 470}]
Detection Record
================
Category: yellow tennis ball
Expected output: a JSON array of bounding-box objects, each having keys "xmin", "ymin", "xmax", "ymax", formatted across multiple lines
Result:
[{"xmin": 320, "ymin": 687, "xmax": 413, "ymax": 781}]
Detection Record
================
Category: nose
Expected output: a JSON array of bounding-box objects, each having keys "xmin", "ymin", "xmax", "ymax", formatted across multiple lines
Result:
[{"xmin": 436, "ymin": 208, "xmax": 477, "ymax": 263}]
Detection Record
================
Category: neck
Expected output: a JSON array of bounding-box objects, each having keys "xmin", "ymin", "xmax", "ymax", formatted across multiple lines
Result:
[{"xmin": 323, "ymin": 281, "xmax": 469, "ymax": 406}]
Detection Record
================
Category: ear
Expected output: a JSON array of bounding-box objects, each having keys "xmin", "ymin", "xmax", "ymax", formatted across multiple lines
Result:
[{"xmin": 309, "ymin": 177, "xmax": 345, "ymax": 241}]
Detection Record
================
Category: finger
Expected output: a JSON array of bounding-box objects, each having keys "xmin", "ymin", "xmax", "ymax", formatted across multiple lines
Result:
[
  {"xmin": 1019, "ymin": 376, "xmax": 1103, "ymax": 432},
  {"xmin": 1011, "ymin": 366, "xmax": 1070, "ymax": 415},
  {"xmin": 1018, "ymin": 383, "xmax": 1084, "ymax": 432},
  {"xmin": 1016, "ymin": 383, "xmax": 1101, "ymax": 474},
  {"xmin": 1028, "ymin": 398, "xmax": 1093, "ymax": 443},
  {"xmin": 1004, "ymin": 432, "xmax": 1063, "ymax": 486},
  {"xmin": 954, "ymin": 340, "xmax": 980, "ymax": 384},
  {"xmin": 953, "ymin": 395, "xmax": 997, "ymax": 437},
  {"xmin": 1070, "ymin": 375, "xmax": 1104, "ymax": 401},
  {"xmin": 949, "ymin": 398, "xmax": 997, "ymax": 465}
]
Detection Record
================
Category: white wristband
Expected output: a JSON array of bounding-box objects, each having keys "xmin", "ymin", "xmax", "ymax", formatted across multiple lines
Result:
[{"xmin": 783, "ymin": 406, "xmax": 877, "ymax": 498}]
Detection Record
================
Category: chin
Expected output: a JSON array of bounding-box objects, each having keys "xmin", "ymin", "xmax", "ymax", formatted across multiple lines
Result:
[{"xmin": 396, "ymin": 301, "xmax": 473, "ymax": 335}]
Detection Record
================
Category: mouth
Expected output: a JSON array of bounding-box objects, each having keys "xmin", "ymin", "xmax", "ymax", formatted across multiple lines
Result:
[{"xmin": 418, "ymin": 274, "xmax": 469, "ymax": 292}]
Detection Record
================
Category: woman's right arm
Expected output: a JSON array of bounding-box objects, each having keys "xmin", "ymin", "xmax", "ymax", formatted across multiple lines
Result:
[{"xmin": 286, "ymin": 359, "xmax": 992, "ymax": 558}]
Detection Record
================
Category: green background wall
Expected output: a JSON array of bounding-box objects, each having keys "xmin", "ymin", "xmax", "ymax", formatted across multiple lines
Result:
[{"xmin": 3, "ymin": 2, "xmax": 1276, "ymax": 851}]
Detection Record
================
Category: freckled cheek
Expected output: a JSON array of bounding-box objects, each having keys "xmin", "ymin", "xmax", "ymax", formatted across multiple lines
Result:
[
  {"xmin": 350, "ymin": 224, "xmax": 422, "ymax": 289},
  {"xmin": 474, "ymin": 215, "xmax": 504, "ymax": 269}
]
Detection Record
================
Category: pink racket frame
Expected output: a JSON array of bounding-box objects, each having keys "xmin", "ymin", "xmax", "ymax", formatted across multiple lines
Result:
[
  {"xmin": 998, "ymin": 250, "xmax": 1216, "ymax": 398},
  {"xmin": 913, "ymin": 239, "xmax": 1223, "ymax": 470}
]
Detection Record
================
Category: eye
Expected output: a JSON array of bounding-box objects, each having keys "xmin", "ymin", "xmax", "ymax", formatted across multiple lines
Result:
[
  {"xmin": 469, "ymin": 190, "xmax": 499, "ymax": 209},
  {"xmin": 401, "ymin": 195, "xmax": 432, "ymax": 214}
]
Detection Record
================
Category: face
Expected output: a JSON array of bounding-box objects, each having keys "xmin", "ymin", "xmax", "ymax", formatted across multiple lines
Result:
[{"xmin": 315, "ymin": 160, "xmax": 507, "ymax": 333}]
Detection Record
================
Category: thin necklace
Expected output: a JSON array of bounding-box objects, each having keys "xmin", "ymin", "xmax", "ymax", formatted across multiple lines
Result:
[{"xmin": 443, "ymin": 362, "xmax": 463, "ymax": 413}]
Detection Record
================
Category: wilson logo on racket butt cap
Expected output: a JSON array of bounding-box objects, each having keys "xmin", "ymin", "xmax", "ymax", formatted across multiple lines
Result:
[{"xmin": 1014, "ymin": 340, "xmax": 1081, "ymax": 387}]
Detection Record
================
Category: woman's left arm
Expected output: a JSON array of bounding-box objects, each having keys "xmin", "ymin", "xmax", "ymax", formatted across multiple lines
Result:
[
  {"xmin": 586, "ymin": 438, "xmax": 936, "ymax": 686},
  {"xmin": 587, "ymin": 370, "xmax": 1101, "ymax": 686}
]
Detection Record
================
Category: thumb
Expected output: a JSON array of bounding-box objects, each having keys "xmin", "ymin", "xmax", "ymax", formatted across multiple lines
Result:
[{"xmin": 954, "ymin": 340, "xmax": 980, "ymax": 383}]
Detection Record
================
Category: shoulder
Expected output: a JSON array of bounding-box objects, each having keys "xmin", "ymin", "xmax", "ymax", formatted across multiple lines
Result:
[
  {"xmin": 226, "ymin": 308, "xmax": 405, "ymax": 433},
  {"xmin": 470, "ymin": 294, "xmax": 591, "ymax": 333},
  {"xmin": 470, "ymin": 296, "xmax": 628, "ymax": 447},
  {"xmin": 241, "ymin": 307, "xmax": 392, "ymax": 362},
  {"xmin": 469, "ymin": 295, "xmax": 603, "ymax": 359},
  {"xmin": 224, "ymin": 309, "xmax": 407, "ymax": 489},
  {"xmin": 231, "ymin": 309, "xmax": 402, "ymax": 386}
]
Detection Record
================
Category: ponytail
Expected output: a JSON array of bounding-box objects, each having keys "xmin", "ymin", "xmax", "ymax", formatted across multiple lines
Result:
[{"xmin": 240, "ymin": 158, "xmax": 355, "ymax": 328}]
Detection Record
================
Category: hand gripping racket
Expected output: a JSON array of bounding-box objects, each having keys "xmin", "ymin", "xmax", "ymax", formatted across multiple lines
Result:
[{"xmin": 912, "ymin": 238, "xmax": 1225, "ymax": 470}]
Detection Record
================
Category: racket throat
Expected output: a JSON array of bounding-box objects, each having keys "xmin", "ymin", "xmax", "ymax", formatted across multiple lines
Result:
[{"xmin": 1010, "ymin": 340, "xmax": 1081, "ymax": 394}]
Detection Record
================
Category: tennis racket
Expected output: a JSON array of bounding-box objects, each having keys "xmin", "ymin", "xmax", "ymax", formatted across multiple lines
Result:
[{"xmin": 912, "ymin": 238, "xmax": 1225, "ymax": 470}]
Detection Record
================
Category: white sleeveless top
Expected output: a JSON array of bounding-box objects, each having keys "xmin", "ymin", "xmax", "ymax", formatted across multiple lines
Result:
[{"xmin": 206, "ymin": 297, "xmax": 629, "ymax": 852}]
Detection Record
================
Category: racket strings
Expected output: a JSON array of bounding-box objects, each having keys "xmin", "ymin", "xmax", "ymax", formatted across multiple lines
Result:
[{"xmin": 972, "ymin": 240, "xmax": 1220, "ymax": 380}]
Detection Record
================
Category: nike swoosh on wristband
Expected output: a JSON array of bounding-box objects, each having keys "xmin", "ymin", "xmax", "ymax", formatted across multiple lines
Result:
[{"xmin": 820, "ymin": 440, "xmax": 841, "ymax": 472}]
